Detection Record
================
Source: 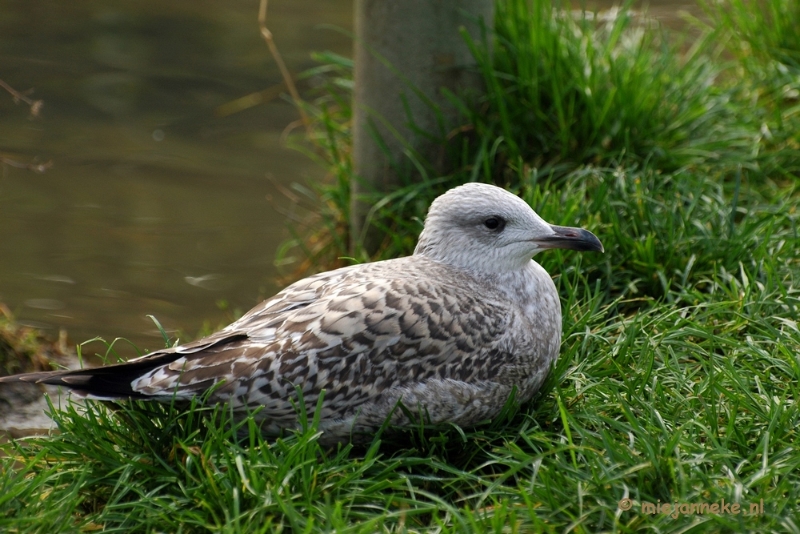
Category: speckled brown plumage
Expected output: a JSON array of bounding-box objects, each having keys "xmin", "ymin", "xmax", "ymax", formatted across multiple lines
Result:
[{"xmin": 0, "ymin": 183, "xmax": 603, "ymax": 442}]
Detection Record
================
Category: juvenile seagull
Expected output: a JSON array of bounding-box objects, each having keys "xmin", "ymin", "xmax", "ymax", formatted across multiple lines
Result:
[{"xmin": 0, "ymin": 183, "xmax": 602, "ymax": 442}]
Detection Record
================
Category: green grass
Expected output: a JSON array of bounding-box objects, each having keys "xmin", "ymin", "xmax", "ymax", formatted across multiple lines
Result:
[
  {"xmin": 700, "ymin": 0, "xmax": 800, "ymax": 176},
  {"xmin": 3, "ymin": 240, "xmax": 798, "ymax": 531},
  {"xmin": 464, "ymin": 0, "xmax": 752, "ymax": 172},
  {"xmin": 3, "ymin": 0, "xmax": 800, "ymax": 531}
]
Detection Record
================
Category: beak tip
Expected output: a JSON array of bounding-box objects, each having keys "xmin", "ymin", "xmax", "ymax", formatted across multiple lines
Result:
[{"xmin": 542, "ymin": 225, "xmax": 604, "ymax": 253}]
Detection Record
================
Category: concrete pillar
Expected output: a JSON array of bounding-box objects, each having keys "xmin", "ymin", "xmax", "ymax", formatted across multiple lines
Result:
[{"xmin": 351, "ymin": 0, "xmax": 494, "ymax": 254}]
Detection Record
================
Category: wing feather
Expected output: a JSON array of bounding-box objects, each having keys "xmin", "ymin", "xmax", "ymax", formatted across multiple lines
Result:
[{"xmin": 130, "ymin": 258, "xmax": 516, "ymax": 421}]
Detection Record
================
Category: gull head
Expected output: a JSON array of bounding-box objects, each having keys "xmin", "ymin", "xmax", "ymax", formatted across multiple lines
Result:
[{"xmin": 414, "ymin": 183, "xmax": 603, "ymax": 273}]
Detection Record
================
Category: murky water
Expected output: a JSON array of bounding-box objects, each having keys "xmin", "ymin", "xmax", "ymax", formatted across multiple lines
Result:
[
  {"xmin": 581, "ymin": 1, "xmax": 701, "ymax": 25},
  {"xmin": 0, "ymin": 0, "xmax": 700, "ymax": 359},
  {"xmin": 0, "ymin": 0, "xmax": 353, "ymax": 355}
]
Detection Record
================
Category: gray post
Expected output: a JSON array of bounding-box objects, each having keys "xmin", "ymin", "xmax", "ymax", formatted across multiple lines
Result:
[{"xmin": 351, "ymin": 0, "xmax": 494, "ymax": 254}]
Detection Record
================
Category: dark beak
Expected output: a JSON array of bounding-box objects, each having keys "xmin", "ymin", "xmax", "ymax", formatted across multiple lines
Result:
[{"xmin": 535, "ymin": 225, "xmax": 604, "ymax": 253}]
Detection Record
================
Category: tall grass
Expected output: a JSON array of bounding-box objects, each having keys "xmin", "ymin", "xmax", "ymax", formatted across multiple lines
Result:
[
  {"xmin": 463, "ymin": 0, "xmax": 754, "ymax": 173},
  {"xmin": 3, "ymin": 0, "xmax": 800, "ymax": 531},
  {"xmin": 702, "ymin": 0, "xmax": 800, "ymax": 176},
  {"xmin": 281, "ymin": 0, "xmax": 778, "ymax": 273}
]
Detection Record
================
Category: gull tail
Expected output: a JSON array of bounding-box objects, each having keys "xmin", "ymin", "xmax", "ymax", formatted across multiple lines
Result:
[{"xmin": 0, "ymin": 352, "xmax": 185, "ymax": 400}]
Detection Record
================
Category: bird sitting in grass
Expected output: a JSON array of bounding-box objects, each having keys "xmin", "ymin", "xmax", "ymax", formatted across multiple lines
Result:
[{"xmin": 0, "ymin": 183, "xmax": 603, "ymax": 443}]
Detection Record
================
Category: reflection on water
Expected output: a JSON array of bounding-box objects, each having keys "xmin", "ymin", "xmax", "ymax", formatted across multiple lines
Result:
[
  {"xmin": 0, "ymin": 0, "xmax": 352, "ymax": 355},
  {"xmin": 0, "ymin": 0, "xmax": 698, "ymax": 358},
  {"xmin": 579, "ymin": 1, "xmax": 701, "ymax": 25}
]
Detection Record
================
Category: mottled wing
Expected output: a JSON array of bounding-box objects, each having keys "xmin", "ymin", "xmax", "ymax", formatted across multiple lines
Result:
[{"xmin": 130, "ymin": 258, "xmax": 516, "ymax": 426}]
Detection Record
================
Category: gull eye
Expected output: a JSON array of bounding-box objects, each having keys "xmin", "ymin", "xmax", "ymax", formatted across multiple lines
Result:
[{"xmin": 483, "ymin": 217, "xmax": 505, "ymax": 231}]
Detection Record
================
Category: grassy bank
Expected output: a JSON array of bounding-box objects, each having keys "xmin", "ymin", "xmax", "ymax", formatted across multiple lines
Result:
[{"xmin": 3, "ymin": 0, "xmax": 800, "ymax": 531}]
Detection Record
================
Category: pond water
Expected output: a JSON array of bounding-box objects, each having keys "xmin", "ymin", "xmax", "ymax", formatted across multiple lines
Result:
[
  {"xmin": 0, "ymin": 0, "xmax": 352, "ymax": 355},
  {"xmin": 0, "ymin": 0, "xmax": 699, "ymax": 359}
]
